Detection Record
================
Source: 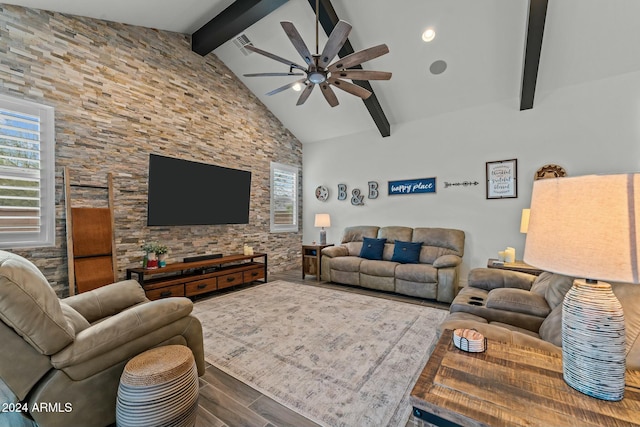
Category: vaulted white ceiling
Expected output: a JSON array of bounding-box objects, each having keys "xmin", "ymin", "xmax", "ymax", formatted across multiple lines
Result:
[{"xmin": 4, "ymin": 0, "xmax": 640, "ymax": 143}]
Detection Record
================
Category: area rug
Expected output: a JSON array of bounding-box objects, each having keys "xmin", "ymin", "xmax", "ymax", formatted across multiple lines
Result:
[{"xmin": 192, "ymin": 281, "xmax": 447, "ymax": 427}]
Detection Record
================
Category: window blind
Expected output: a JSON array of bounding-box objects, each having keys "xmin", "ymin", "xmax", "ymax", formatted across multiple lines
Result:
[{"xmin": 0, "ymin": 94, "xmax": 54, "ymax": 249}]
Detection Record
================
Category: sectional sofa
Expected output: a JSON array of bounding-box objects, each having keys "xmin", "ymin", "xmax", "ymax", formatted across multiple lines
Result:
[{"xmin": 320, "ymin": 225, "xmax": 465, "ymax": 303}]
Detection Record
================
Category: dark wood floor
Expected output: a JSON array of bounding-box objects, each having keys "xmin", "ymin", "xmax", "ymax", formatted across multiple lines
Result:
[{"xmin": 192, "ymin": 269, "xmax": 450, "ymax": 427}]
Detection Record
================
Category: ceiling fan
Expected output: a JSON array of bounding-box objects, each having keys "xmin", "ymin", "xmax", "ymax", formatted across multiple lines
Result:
[{"xmin": 243, "ymin": 0, "xmax": 391, "ymax": 107}]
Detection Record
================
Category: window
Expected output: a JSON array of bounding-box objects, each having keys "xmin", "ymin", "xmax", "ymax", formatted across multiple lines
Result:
[
  {"xmin": 0, "ymin": 94, "xmax": 55, "ymax": 249},
  {"xmin": 270, "ymin": 162, "xmax": 298, "ymax": 232}
]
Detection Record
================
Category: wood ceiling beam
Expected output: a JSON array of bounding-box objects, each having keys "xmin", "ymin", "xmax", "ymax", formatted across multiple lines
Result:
[
  {"xmin": 192, "ymin": 0, "xmax": 289, "ymax": 56},
  {"xmin": 520, "ymin": 0, "xmax": 549, "ymax": 110},
  {"xmin": 308, "ymin": 0, "xmax": 391, "ymax": 137}
]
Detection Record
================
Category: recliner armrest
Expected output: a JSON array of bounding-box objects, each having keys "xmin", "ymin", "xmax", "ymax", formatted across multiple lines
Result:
[
  {"xmin": 51, "ymin": 297, "xmax": 193, "ymax": 370},
  {"xmin": 321, "ymin": 246, "xmax": 348, "ymax": 258},
  {"xmin": 433, "ymin": 254, "xmax": 461, "ymax": 268},
  {"xmin": 62, "ymin": 280, "xmax": 149, "ymax": 323},
  {"xmin": 486, "ymin": 288, "xmax": 551, "ymax": 318},
  {"xmin": 468, "ymin": 268, "xmax": 536, "ymax": 291}
]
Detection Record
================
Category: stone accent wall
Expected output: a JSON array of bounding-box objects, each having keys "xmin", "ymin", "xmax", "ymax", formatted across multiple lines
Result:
[{"xmin": 0, "ymin": 5, "xmax": 303, "ymax": 296}]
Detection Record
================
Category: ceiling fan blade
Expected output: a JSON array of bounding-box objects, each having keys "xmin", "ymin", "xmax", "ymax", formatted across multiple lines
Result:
[
  {"xmin": 328, "ymin": 77, "xmax": 372, "ymax": 99},
  {"xmin": 266, "ymin": 78, "xmax": 306, "ymax": 96},
  {"xmin": 320, "ymin": 83, "xmax": 339, "ymax": 107},
  {"xmin": 281, "ymin": 21, "xmax": 313, "ymax": 65},
  {"xmin": 296, "ymin": 83, "xmax": 315, "ymax": 105},
  {"xmin": 319, "ymin": 20, "xmax": 352, "ymax": 68},
  {"xmin": 245, "ymin": 45, "xmax": 306, "ymax": 71},
  {"xmin": 333, "ymin": 70, "xmax": 392, "ymax": 81},
  {"xmin": 328, "ymin": 44, "xmax": 390, "ymax": 72},
  {"xmin": 244, "ymin": 72, "xmax": 305, "ymax": 77}
]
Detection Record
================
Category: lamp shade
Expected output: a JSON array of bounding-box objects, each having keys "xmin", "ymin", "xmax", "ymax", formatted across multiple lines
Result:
[
  {"xmin": 519, "ymin": 208, "xmax": 530, "ymax": 233},
  {"xmin": 524, "ymin": 173, "xmax": 640, "ymax": 283},
  {"xmin": 314, "ymin": 213, "xmax": 331, "ymax": 228}
]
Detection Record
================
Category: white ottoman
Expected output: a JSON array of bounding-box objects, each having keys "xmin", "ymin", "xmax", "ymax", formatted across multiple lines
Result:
[{"xmin": 116, "ymin": 345, "xmax": 199, "ymax": 427}]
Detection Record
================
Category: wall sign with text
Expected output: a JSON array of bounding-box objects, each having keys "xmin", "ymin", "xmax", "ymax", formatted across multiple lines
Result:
[
  {"xmin": 388, "ymin": 177, "xmax": 436, "ymax": 195},
  {"xmin": 486, "ymin": 159, "xmax": 517, "ymax": 199}
]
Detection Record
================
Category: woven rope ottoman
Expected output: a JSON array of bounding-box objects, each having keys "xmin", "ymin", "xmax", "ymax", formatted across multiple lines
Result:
[{"xmin": 116, "ymin": 345, "xmax": 199, "ymax": 427}]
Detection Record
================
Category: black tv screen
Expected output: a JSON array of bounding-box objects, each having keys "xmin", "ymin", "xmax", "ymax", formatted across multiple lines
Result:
[{"xmin": 147, "ymin": 154, "xmax": 251, "ymax": 226}]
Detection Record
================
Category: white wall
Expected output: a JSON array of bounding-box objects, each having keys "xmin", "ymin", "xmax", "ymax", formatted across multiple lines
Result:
[{"xmin": 303, "ymin": 71, "xmax": 640, "ymax": 283}]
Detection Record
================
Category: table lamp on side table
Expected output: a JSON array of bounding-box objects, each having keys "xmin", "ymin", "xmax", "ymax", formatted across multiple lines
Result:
[
  {"xmin": 314, "ymin": 213, "xmax": 331, "ymax": 245},
  {"xmin": 524, "ymin": 173, "xmax": 640, "ymax": 401}
]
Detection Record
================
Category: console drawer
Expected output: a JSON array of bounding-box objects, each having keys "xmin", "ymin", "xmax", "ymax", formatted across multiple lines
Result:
[
  {"xmin": 146, "ymin": 284, "xmax": 185, "ymax": 300},
  {"xmin": 244, "ymin": 267, "xmax": 265, "ymax": 282},
  {"xmin": 185, "ymin": 277, "xmax": 217, "ymax": 296},
  {"xmin": 218, "ymin": 272, "xmax": 243, "ymax": 289}
]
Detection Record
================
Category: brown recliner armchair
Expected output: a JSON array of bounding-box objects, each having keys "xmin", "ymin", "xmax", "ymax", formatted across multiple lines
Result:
[{"xmin": 0, "ymin": 250, "xmax": 205, "ymax": 427}]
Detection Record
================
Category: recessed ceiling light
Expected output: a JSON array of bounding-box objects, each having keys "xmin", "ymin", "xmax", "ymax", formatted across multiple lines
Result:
[
  {"xmin": 422, "ymin": 28, "xmax": 436, "ymax": 43},
  {"xmin": 292, "ymin": 82, "xmax": 303, "ymax": 92}
]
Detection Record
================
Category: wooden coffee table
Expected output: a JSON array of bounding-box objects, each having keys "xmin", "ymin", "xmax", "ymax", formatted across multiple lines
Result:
[{"xmin": 410, "ymin": 330, "xmax": 640, "ymax": 427}]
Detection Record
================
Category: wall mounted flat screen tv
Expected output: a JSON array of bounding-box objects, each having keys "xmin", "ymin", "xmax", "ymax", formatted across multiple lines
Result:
[{"xmin": 147, "ymin": 154, "xmax": 251, "ymax": 226}]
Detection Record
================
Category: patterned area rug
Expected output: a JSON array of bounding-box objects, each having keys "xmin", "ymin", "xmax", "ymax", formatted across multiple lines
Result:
[{"xmin": 192, "ymin": 281, "xmax": 447, "ymax": 427}]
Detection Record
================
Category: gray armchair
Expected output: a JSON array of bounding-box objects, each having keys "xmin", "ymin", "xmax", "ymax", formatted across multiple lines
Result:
[{"xmin": 0, "ymin": 250, "xmax": 204, "ymax": 427}]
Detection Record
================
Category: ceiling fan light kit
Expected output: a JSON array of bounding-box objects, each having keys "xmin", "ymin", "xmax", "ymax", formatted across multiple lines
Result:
[{"xmin": 243, "ymin": 0, "xmax": 391, "ymax": 108}]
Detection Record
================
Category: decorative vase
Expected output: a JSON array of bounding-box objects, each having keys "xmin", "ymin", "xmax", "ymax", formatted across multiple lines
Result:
[
  {"xmin": 146, "ymin": 252, "xmax": 158, "ymax": 270},
  {"xmin": 562, "ymin": 279, "xmax": 626, "ymax": 401},
  {"xmin": 158, "ymin": 253, "xmax": 167, "ymax": 268}
]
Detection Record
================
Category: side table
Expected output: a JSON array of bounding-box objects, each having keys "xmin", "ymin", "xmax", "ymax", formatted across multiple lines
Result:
[
  {"xmin": 302, "ymin": 244, "xmax": 333, "ymax": 280},
  {"xmin": 487, "ymin": 258, "xmax": 544, "ymax": 275},
  {"xmin": 410, "ymin": 330, "xmax": 640, "ymax": 427}
]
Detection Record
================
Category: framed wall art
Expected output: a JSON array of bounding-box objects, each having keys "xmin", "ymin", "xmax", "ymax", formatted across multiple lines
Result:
[{"xmin": 486, "ymin": 159, "xmax": 517, "ymax": 199}]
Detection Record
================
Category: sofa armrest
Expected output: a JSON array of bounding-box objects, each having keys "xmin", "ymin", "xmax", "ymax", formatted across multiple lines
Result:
[
  {"xmin": 468, "ymin": 268, "xmax": 536, "ymax": 291},
  {"xmin": 62, "ymin": 280, "xmax": 149, "ymax": 323},
  {"xmin": 433, "ymin": 254, "xmax": 461, "ymax": 268},
  {"xmin": 321, "ymin": 245, "xmax": 349, "ymax": 258},
  {"xmin": 51, "ymin": 297, "xmax": 193, "ymax": 370},
  {"xmin": 486, "ymin": 288, "xmax": 551, "ymax": 318}
]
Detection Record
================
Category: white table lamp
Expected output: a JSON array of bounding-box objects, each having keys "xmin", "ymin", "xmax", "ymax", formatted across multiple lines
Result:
[
  {"xmin": 524, "ymin": 173, "xmax": 640, "ymax": 401},
  {"xmin": 314, "ymin": 213, "xmax": 331, "ymax": 245}
]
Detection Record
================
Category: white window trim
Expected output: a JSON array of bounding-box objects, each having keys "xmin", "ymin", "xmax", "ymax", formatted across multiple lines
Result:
[
  {"xmin": 0, "ymin": 94, "xmax": 55, "ymax": 249},
  {"xmin": 270, "ymin": 161, "xmax": 298, "ymax": 233}
]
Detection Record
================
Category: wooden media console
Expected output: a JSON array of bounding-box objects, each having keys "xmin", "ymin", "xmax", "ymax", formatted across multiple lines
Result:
[{"xmin": 126, "ymin": 253, "xmax": 267, "ymax": 300}]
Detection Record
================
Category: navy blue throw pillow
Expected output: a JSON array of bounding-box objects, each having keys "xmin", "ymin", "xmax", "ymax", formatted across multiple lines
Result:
[
  {"xmin": 391, "ymin": 240, "xmax": 422, "ymax": 264},
  {"xmin": 359, "ymin": 237, "xmax": 387, "ymax": 260}
]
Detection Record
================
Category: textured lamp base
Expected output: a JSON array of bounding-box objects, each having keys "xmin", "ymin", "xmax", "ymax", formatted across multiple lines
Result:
[
  {"xmin": 562, "ymin": 279, "xmax": 626, "ymax": 401},
  {"xmin": 319, "ymin": 229, "xmax": 327, "ymax": 245}
]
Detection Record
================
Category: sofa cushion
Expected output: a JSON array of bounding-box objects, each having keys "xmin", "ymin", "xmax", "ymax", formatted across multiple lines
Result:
[
  {"xmin": 395, "ymin": 263, "xmax": 437, "ymax": 283},
  {"xmin": 330, "ymin": 256, "xmax": 363, "ymax": 272},
  {"xmin": 341, "ymin": 226, "xmax": 380, "ymax": 243},
  {"xmin": 413, "ymin": 228, "xmax": 465, "ymax": 257},
  {"xmin": 343, "ymin": 242, "xmax": 363, "ymax": 256},
  {"xmin": 486, "ymin": 288, "xmax": 551, "ymax": 318},
  {"xmin": 529, "ymin": 272, "xmax": 574, "ymax": 309},
  {"xmin": 0, "ymin": 251, "xmax": 75, "ymax": 355},
  {"xmin": 538, "ymin": 304, "xmax": 563, "ymax": 347},
  {"xmin": 359, "ymin": 237, "xmax": 386, "ymax": 260},
  {"xmin": 378, "ymin": 226, "xmax": 413, "ymax": 242},
  {"xmin": 611, "ymin": 282, "xmax": 640, "ymax": 370},
  {"xmin": 360, "ymin": 259, "xmax": 398, "ymax": 277},
  {"xmin": 391, "ymin": 240, "xmax": 422, "ymax": 264}
]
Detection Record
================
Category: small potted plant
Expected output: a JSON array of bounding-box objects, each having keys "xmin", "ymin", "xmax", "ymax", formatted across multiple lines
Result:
[
  {"xmin": 155, "ymin": 244, "xmax": 169, "ymax": 267},
  {"xmin": 141, "ymin": 241, "xmax": 159, "ymax": 269}
]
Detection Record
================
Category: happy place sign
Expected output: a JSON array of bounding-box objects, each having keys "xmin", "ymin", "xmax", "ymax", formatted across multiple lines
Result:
[{"xmin": 388, "ymin": 177, "xmax": 437, "ymax": 195}]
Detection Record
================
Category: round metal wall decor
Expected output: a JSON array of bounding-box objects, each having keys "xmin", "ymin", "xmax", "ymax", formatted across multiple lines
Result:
[
  {"xmin": 534, "ymin": 164, "xmax": 567, "ymax": 180},
  {"xmin": 315, "ymin": 185, "xmax": 329, "ymax": 201}
]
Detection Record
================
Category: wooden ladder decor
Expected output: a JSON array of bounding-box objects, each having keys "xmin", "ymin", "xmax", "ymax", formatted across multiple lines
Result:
[{"xmin": 64, "ymin": 167, "xmax": 117, "ymax": 295}]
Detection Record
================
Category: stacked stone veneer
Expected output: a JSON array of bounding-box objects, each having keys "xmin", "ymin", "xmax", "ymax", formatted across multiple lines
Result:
[{"xmin": 0, "ymin": 5, "xmax": 303, "ymax": 296}]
